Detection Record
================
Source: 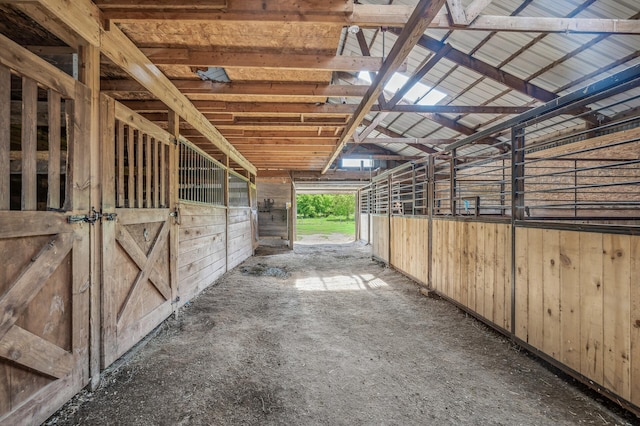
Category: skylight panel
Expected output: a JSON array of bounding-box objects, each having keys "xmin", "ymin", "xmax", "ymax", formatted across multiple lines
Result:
[
  {"xmin": 357, "ymin": 72, "xmax": 446, "ymax": 106},
  {"xmin": 342, "ymin": 158, "xmax": 373, "ymax": 168},
  {"xmin": 417, "ymin": 88, "xmax": 447, "ymax": 105}
]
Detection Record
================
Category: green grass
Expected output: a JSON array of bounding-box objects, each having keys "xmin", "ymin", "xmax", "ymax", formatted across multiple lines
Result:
[{"xmin": 296, "ymin": 216, "xmax": 355, "ymax": 236}]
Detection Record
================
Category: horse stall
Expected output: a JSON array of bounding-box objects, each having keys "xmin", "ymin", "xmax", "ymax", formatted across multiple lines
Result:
[
  {"xmin": 361, "ymin": 66, "xmax": 640, "ymax": 414},
  {"xmin": 0, "ymin": 33, "xmax": 92, "ymax": 425},
  {"xmin": 0, "ymin": 36, "xmax": 255, "ymax": 425}
]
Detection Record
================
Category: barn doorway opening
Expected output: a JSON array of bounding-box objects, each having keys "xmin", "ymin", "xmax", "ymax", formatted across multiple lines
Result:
[{"xmin": 295, "ymin": 192, "xmax": 356, "ymax": 245}]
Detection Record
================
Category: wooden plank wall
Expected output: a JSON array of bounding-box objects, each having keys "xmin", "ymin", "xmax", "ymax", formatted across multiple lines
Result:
[
  {"xmin": 228, "ymin": 207, "xmax": 253, "ymax": 270},
  {"xmin": 515, "ymin": 228, "xmax": 640, "ymax": 408},
  {"xmin": 371, "ymin": 214, "xmax": 389, "ymax": 263},
  {"xmin": 390, "ymin": 216, "xmax": 428, "ymax": 285},
  {"xmin": 177, "ymin": 203, "xmax": 227, "ymax": 306},
  {"xmin": 431, "ymin": 220, "xmax": 512, "ymax": 331},
  {"xmin": 359, "ymin": 213, "xmax": 369, "ymax": 244}
]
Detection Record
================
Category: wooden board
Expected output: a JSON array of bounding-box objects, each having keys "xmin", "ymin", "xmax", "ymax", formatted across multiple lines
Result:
[
  {"xmin": 559, "ymin": 230, "xmax": 581, "ymax": 371},
  {"xmin": 514, "ymin": 227, "xmax": 529, "ymax": 341},
  {"xmin": 371, "ymin": 214, "xmax": 389, "ymax": 263},
  {"xmin": 579, "ymin": 232, "xmax": 604, "ymax": 385},
  {"xmin": 178, "ymin": 203, "xmax": 227, "ymax": 304},
  {"xmin": 542, "ymin": 229, "xmax": 561, "ymax": 359},
  {"xmin": 631, "ymin": 235, "xmax": 640, "ymax": 407},
  {"xmin": 389, "ymin": 216, "xmax": 428, "ymax": 285},
  {"xmin": 227, "ymin": 207, "xmax": 253, "ymax": 270},
  {"xmin": 602, "ymin": 233, "xmax": 631, "ymax": 400}
]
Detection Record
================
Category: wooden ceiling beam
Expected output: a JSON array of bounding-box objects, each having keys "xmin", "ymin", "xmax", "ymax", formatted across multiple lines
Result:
[
  {"xmin": 99, "ymin": 4, "xmax": 640, "ymax": 34},
  {"xmin": 354, "ymin": 137, "xmax": 455, "ymax": 145},
  {"xmin": 342, "ymin": 154, "xmax": 423, "ymax": 161},
  {"xmin": 187, "ymin": 137, "xmax": 339, "ymax": 145},
  {"xmin": 140, "ymin": 48, "xmax": 384, "ymax": 72},
  {"xmin": 121, "ymin": 100, "xmax": 357, "ymax": 115},
  {"xmin": 387, "ymin": 104, "xmax": 533, "ymax": 114},
  {"xmin": 323, "ymin": 0, "xmax": 448, "ymax": 173},
  {"xmin": 101, "ymin": 80, "xmax": 370, "ymax": 98},
  {"xmin": 431, "ymin": 15, "xmax": 640, "ymax": 34},
  {"xmin": 408, "ymin": 143, "xmax": 438, "ymax": 154},
  {"xmin": 97, "ymin": 0, "xmax": 352, "ymax": 13},
  {"xmin": 141, "ymin": 113, "xmax": 347, "ymax": 126},
  {"xmin": 96, "ymin": 0, "xmax": 228, "ymax": 9}
]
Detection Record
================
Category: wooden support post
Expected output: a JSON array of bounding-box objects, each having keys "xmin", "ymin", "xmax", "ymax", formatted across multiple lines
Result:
[
  {"xmin": 450, "ymin": 148, "xmax": 457, "ymax": 216},
  {"xmin": 355, "ymin": 190, "xmax": 361, "ymax": 241},
  {"xmin": 512, "ymin": 127, "xmax": 525, "ymax": 221},
  {"xmin": 427, "ymin": 155, "xmax": 435, "ymax": 289},
  {"xmin": 511, "ymin": 126, "xmax": 525, "ymax": 335},
  {"xmin": 99, "ymin": 94, "xmax": 116, "ymax": 370},
  {"xmin": 223, "ymin": 154, "xmax": 229, "ymax": 271},
  {"xmin": 80, "ymin": 44, "xmax": 101, "ymax": 390},
  {"xmin": 167, "ymin": 110, "xmax": 179, "ymax": 314},
  {"xmin": 288, "ymin": 181, "xmax": 295, "ymax": 249},
  {"xmin": 387, "ymin": 174, "xmax": 392, "ymax": 264}
]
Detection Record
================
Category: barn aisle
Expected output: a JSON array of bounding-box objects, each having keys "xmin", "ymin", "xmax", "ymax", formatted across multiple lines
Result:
[{"xmin": 47, "ymin": 242, "xmax": 633, "ymax": 425}]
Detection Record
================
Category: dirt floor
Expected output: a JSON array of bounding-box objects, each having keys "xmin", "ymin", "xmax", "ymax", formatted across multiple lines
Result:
[{"xmin": 47, "ymin": 238, "xmax": 637, "ymax": 425}]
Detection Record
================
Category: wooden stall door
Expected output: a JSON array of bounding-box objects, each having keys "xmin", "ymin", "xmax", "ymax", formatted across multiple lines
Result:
[
  {"xmin": 101, "ymin": 98, "xmax": 177, "ymax": 367},
  {"xmin": 0, "ymin": 36, "xmax": 91, "ymax": 424}
]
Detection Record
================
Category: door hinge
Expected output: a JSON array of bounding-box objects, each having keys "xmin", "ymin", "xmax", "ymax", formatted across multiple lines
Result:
[{"xmin": 68, "ymin": 208, "xmax": 117, "ymax": 224}]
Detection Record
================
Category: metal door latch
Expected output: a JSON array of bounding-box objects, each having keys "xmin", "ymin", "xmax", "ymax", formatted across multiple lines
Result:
[{"xmin": 68, "ymin": 208, "xmax": 118, "ymax": 224}]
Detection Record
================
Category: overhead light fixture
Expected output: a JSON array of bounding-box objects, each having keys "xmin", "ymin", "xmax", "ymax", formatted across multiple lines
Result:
[{"xmin": 348, "ymin": 25, "xmax": 360, "ymax": 34}]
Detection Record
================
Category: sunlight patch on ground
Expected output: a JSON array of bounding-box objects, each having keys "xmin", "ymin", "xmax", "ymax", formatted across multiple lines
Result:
[{"xmin": 294, "ymin": 274, "xmax": 388, "ymax": 291}]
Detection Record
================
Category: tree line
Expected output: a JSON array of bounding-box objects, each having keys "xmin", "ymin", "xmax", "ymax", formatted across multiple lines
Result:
[{"xmin": 297, "ymin": 194, "xmax": 355, "ymax": 220}]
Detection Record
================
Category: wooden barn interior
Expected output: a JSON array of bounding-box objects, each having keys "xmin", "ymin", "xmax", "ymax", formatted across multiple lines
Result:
[{"xmin": 0, "ymin": 0, "xmax": 639, "ymax": 423}]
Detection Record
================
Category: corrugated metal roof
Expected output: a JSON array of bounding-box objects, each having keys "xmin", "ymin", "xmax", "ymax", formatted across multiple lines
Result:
[{"xmin": 337, "ymin": 0, "xmax": 640, "ymax": 162}]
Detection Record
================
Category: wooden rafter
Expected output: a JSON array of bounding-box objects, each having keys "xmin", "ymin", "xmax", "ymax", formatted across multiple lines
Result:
[
  {"xmin": 354, "ymin": 137, "xmax": 455, "ymax": 145},
  {"xmin": 120, "ymin": 101, "xmax": 357, "ymax": 115},
  {"xmin": 355, "ymin": 30, "xmax": 387, "ymax": 108},
  {"xmin": 323, "ymin": 0, "xmax": 448, "ymax": 173},
  {"xmin": 101, "ymin": 80, "xmax": 371, "ymax": 98},
  {"xmin": 139, "ymin": 49, "xmax": 385, "ymax": 72},
  {"xmin": 386, "ymin": 43, "xmax": 451, "ymax": 108},
  {"xmin": 390, "ymin": 30, "xmax": 558, "ymax": 102}
]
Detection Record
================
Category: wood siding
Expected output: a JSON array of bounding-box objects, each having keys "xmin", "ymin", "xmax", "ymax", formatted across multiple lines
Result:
[
  {"xmin": 228, "ymin": 207, "xmax": 253, "ymax": 270},
  {"xmin": 515, "ymin": 228, "xmax": 640, "ymax": 407},
  {"xmin": 390, "ymin": 216, "xmax": 429, "ymax": 285},
  {"xmin": 178, "ymin": 203, "xmax": 227, "ymax": 305},
  {"xmin": 431, "ymin": 220, "xmax": 512, "ymax": 331},
  {"xmin": 371, "ymin": 214, "xmax": 389, "ymax": 262}
]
